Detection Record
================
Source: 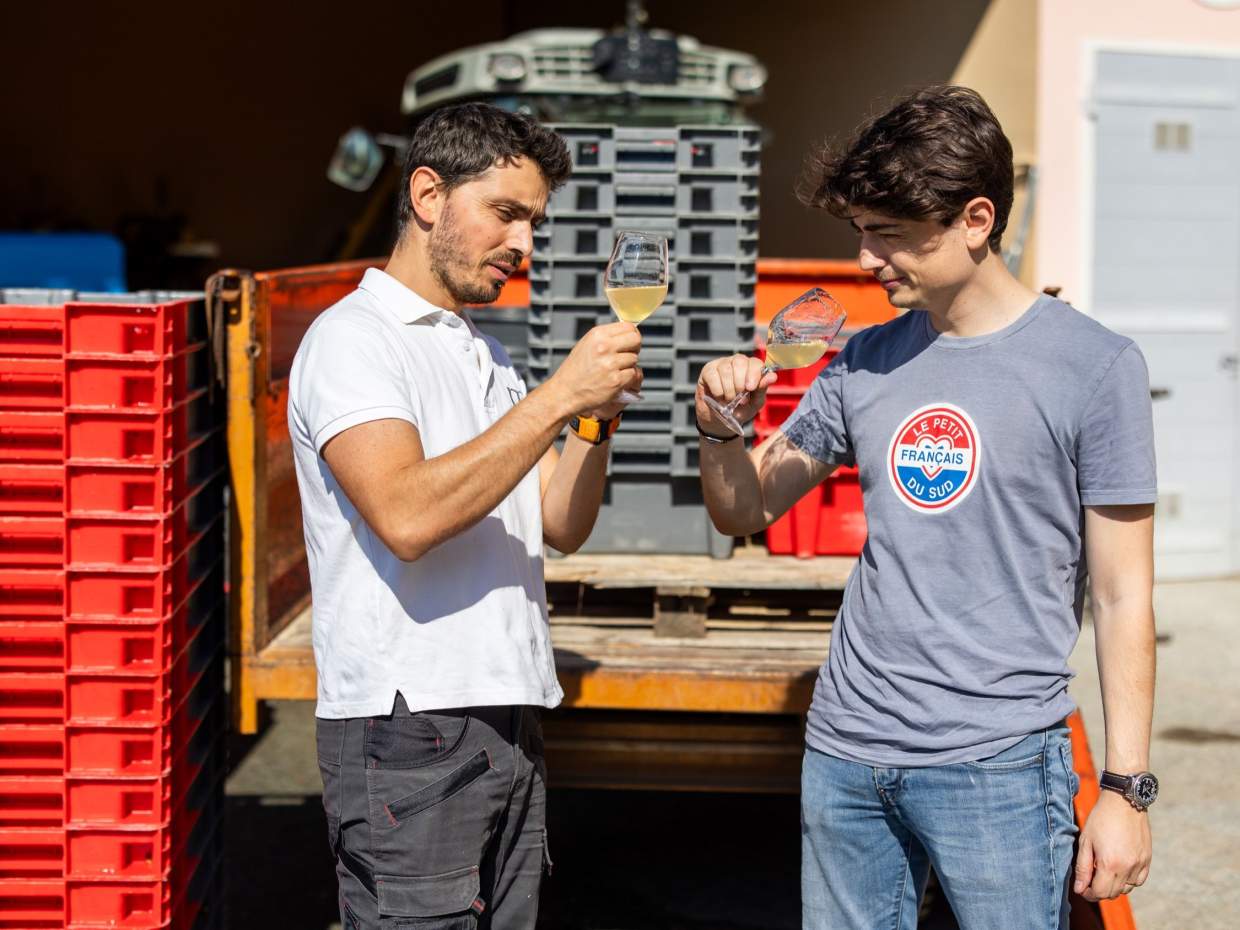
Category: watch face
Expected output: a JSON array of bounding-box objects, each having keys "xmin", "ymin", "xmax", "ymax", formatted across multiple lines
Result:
[{"xmin": 1134, "ymin": 773, "xmax": 1159, "ymax": 807}]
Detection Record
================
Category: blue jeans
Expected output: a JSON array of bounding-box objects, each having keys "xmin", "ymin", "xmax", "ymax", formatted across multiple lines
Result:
[{"xmin": 801, "ymin": 725, "xmax": 1079, "ymax": 930}]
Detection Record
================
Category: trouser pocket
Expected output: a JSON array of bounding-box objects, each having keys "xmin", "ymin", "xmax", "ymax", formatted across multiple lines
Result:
[
  {"xmin": 374, "ymin": 866, "xmax": 486, "ymax": 928},
  {"xmin": 364, "ymin": 708, "xmax": 511, "ymax": 923}
]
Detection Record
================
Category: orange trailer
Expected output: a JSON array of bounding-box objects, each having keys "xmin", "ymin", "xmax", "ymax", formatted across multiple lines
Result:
[{"xmin": 217, "ymin": 258, "xmax": 1133, "ymax": 930}]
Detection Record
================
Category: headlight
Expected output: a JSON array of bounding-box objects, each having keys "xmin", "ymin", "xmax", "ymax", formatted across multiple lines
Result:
[
  {"xmin": 327, "ymin": 128, "xmax": 384, "ymax": 192},
  {"xmin": 488, "ymin": 53, "xmax": 527, "ymax": 82},
  {"xmin": 727, "ymin": 63, "xmax": 768, "ymax": 94}
]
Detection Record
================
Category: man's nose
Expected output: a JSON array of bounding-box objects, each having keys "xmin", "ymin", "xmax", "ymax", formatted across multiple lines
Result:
[
  {"xmin": 507, "ymin": 222, "xmax": 534, "ymax": 258},
  {"xmin": 858, "ymin": 246, "xmax": 885, "ymax": 273}
]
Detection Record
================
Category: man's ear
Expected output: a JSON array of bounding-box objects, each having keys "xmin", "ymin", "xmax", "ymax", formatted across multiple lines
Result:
[
  {"xmin": 409, "ymin": 166, "xmax": 445, "ymax": 227},
  {"xmin": 960, "ymin": 196, "xmax": 996, "ymax": 251}
]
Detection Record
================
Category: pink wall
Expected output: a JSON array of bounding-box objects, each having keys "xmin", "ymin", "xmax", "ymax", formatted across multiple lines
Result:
[{"xmin": 1036, "ymin": 0, "xmax": 1240, "ymax": 304}]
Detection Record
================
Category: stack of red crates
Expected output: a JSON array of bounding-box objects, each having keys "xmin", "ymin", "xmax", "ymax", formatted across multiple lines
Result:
[
  {"xmin": 754, "ymin": 344, "xmax": 867, "ymax": 558},
  {"xmin": 0, "ymin": 291, "xmax": 226, "ymax": 929}
]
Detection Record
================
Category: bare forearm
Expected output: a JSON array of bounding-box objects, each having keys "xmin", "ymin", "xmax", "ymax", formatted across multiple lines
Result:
[
  {"xmin": 397, "ymin": 383, "xmax": 571, "ymax": 558},
  {"xmin": 1093, "ymin": 599, "xmax": 1156, "ymax": 772},
  {"xmin": 700, "ymin": 438, "xmax": 768, "ymax": 536},
  {"xmin": 540, "ymin": 434, "xmax": 609, "ymax": 553}
]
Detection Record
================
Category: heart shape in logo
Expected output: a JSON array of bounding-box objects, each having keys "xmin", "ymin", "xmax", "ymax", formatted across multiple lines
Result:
[{"xmin": 917, "ymin": 436, "xmax": 954, "ymax": 479}]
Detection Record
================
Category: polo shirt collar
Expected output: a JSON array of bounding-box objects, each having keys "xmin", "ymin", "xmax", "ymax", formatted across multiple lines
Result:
[{"xmin": 359, "ymin": 267, "xmax": 454, "ymax": 325}]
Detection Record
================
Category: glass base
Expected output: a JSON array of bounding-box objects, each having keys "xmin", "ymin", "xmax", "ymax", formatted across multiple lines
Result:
[
  {"xmin": 616, "ymin": 388, "xmax": 644, "ymax": 404},
  {"xmin": 702, "ymin": 396, "xmax": 745, "ymax": 437}
]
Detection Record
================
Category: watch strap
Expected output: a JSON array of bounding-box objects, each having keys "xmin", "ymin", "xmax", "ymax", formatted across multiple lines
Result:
[
  {"xmin": 1099, "ymin": 770, "xmax": 1130, "ymax": 794},
  {"xmin": 569, "ymin": 414, "xmax": 620, "ymax": 445}
]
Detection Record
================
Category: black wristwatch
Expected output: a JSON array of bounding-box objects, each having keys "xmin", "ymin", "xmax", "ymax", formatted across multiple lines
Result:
[{"xmin": 1100, "ymin": 770, "xmax": 1159, "ymax": 811}]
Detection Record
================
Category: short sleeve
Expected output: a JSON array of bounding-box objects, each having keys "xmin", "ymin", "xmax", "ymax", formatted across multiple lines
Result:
[
  {"xmin": 293, "ymin": 317, "xmax": 418, "ymax": 455},
  {"xmin": 1077, "ymin": 343, "xmax": 1157, "ymax": 505},
  {"xmin": 778, "ymin": 347, "xmax": 854, "ymax": 466}
]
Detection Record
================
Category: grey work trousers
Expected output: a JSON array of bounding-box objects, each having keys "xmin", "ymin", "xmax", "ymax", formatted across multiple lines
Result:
[{"xmin": 316, "ymin": 696, "xmax": 550, "ymax": 929}]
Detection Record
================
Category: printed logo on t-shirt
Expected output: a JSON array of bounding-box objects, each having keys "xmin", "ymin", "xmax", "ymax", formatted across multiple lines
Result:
[{"xmin": 886, "ymin": 402, "xmax": 981, "ymax": 514}]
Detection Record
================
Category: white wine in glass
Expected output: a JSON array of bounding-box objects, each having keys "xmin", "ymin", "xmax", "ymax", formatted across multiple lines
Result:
[
  {"xmin": 703, "ymin": 287, "xmax": 847, "ymax": 437},
  {"xmin": 604, "ymin": 231, "xmax": 669, "ymax": 403}
]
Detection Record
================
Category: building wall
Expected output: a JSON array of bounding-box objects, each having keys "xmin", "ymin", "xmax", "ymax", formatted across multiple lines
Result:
[
  {"xmin": 1036, "ymin": 0, "xmax": 1240, "ymax": 305},
  {"xmin": 950, "ymin": 0, "xmax": 1040, "ymax": 287},
  {"xmin": 2, "ymin": 0, "xmax": 1008, "ymax": 274}
]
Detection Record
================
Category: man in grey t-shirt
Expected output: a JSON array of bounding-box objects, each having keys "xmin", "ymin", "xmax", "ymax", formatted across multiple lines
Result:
[{"xmin": 697, "ymin": 86, "xmax": 1157, "ymax": 929}]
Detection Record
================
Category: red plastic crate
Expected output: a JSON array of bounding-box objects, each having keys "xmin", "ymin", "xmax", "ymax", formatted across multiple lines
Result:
[
  {"xmin": 0, "ymin": 577, "xmax": 223, "ymax": 678},
  {"xmin": 753, "ymin": 387, "xmax": 806, "ymax": 436},
  {"xmin": 0, "ymin": 433, "xmax": 225, "ymax": 517},
  {"xmin": 66, "ymin": 433, "xmax": 225, "ymax": 516},
  {"xmin": 0, "ymin": 410, "xmax": 63, "ymax": 463},
  {"xmin": 764, "ymin": 465, "xmax": 867, "ymax": 558},
  {"xmin": 0, "ymin": 767, "xmax": 221, "ymax": 883},
  {"xmin": 66, "ymin": 348, "xmax": 212, "ymax": 411},
  {"xmin": 0, "ymin": 667, "xmax": 224, "ymax": 779},
  {"xmin": 64, "ymin": 299, "xmax": 207, "ymax": 358},
  {"xmin": 67, "ymin": 520, "xmax": 223, "ymax": 620},
  {"xmin": 0, "ymin": 569, "xmax": 64, "ymax": 618},
  {"xmin": 0, "ymin": 358, "xmax": 63, "ymax": 409},
  {"xmin": 0, "ymin": 721, "xmax": 223, "ymax": 832},
  {"xmin": 0, "ymin": 622, "xmax": 222, "ymax": 726},
  {"xmin": 0, "ymin": 463, "xmax": 65, "ymax": 514},
  {"xmin": 0, "ymin": 473, "xmax": 224, "ymax": 569},
  {"xmin": 0, "ymin": 390, "xmax": 219, "ymax": 465},
  {"xmin": 0, "ymin": 515, "xmax": 63, "ymax": 566},
  {"xmin": 0, "ymin": 303, "xmax": 64, "ymax": 357},
  {"xmin": 753, "ymin": 381, "xmax": 869, "ymax": 558}
]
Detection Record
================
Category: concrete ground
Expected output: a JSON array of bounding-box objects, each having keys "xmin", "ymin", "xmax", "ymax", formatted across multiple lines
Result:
[
  {"xmin": 225, "ymin": 578, "xmax": 1239, "ymax": 929},
  {"xmin": 1068, "ymin": 577, "xmax": 1240, "ymax": 930}
]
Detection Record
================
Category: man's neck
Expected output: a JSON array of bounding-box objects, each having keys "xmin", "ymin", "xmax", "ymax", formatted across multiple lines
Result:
[
  {"xmin": 924, "ymin": 252, "xmax": 1040, "ymax": 338},
  {"xmin": 384, "ymin": 239, "xmax": 463, "ymax": 314}
]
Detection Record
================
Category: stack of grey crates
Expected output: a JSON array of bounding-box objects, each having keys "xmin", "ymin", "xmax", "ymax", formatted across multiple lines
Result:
[{"xmin": 528, "ymin": 124, "xmax": 761, "ymax": 559}]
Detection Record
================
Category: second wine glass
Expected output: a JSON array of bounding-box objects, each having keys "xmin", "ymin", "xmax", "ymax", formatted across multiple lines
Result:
[{"xmin": 604, "ymin": 231, "xmax": 668, "ymax": 403}]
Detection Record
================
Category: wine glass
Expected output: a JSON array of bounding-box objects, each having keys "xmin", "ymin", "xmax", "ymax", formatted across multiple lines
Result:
[
  {"xmin": 703, "ymin": 287, "xmax": 847, "ymax": 437},
  {"xmin": 604, "ymin": 231, "xmax": 669, "ymax": 403}
]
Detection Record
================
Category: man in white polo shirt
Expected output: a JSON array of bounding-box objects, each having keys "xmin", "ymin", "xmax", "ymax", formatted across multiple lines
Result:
[{"xmin": 289, "ymin": 104, "xmax": 642, "ymax": 930}]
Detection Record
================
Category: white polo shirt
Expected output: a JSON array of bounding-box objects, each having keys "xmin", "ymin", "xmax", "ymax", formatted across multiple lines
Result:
[{"xmin": 288, "ymin": 268, "xmax": 563, "ymax": 719}]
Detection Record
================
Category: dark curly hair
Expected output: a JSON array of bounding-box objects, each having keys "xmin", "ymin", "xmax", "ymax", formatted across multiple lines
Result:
[
  {"xmin": 799, "ymin": 85, "xmax": 1014, "ymax": 252},
  {"xmin": 396, "ymin": 103, "xmax": 572, "ymax": 237}
]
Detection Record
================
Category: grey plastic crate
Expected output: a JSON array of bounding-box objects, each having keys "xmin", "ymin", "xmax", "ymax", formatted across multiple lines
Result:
[
  {"xmin": 677, "ymin": 127, "xmax": 762, "ymax": 172},
  {"xmin": 672, "ymin": 261, "xmax": 757, "ymax": 303},
  {"xmin": 615, "ymin": 173, "xmax": 679, "ymax": 215},
  {"xmin": 529, "ymin": 344, "xmax": 675, "ymax": 391},
  {"xmin": 678, "ymin": 216, "xmax": 760, "ymax": 259},
  {"xmin": 672, "ymin": 348, "xmax": 734, "ymax": 389},
  {"xmin": 554, "ymin": 125, "xmax": 761, "ymax": 175},
  {"xmin": 673, "ymin": 304, "xmax": 755, "ymax": 348},
  {"xmin": 529, "ymin": 302, "xmax": 675, "ymax": 348},
  {"xmin": 676, "ymin": 173, "xmax": 760, "ymax": 215},
  {"xmin": 530, "ymin": 259, "xmax": 609, "ymax": 301},
  {"xmin": 557, "ymin": 126, "xmax": 679, "ymax": 174},
  {"xmin": 556, "ymin": 476, "xmax": 734, "ymax": 558},
  {"xmin": 534, "ymin": 214, "xmax": 756, "ymax": 262},
  {"xmin": 551, "ymin": 174, "xmax": 616, "ymax": 214},
  {"xmin": 468, "ymin": 306, "xmax": 528, "ymax": 356},
  {"xmin": 609, "ymin": 431, "xmax": 673, "ymax": 475},
  {"xmin": 614, "ymin": 391, "xmax": 675, "ymax": 432},
  {"xmin": 534, "ymin": 216, "xmax": 618, "ymax": 259},
  {"xmin": 670, "ymin": 426, "xmax": 755, "ymax": 476},
  {"xmin": 0, "ymin": 288, "xmax": 77, "ymax": 305}
]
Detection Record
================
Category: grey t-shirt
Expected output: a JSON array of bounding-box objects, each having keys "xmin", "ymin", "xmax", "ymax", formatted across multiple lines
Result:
[{"xmin": 782, "ymin": 296, "xmax": 1156, "ymax": 765}]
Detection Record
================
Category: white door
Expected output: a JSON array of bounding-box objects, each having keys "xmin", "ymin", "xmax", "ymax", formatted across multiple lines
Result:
[{"xmin": 1091, "ymin": 50, "xmax": 1240, "ymax": 579}]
